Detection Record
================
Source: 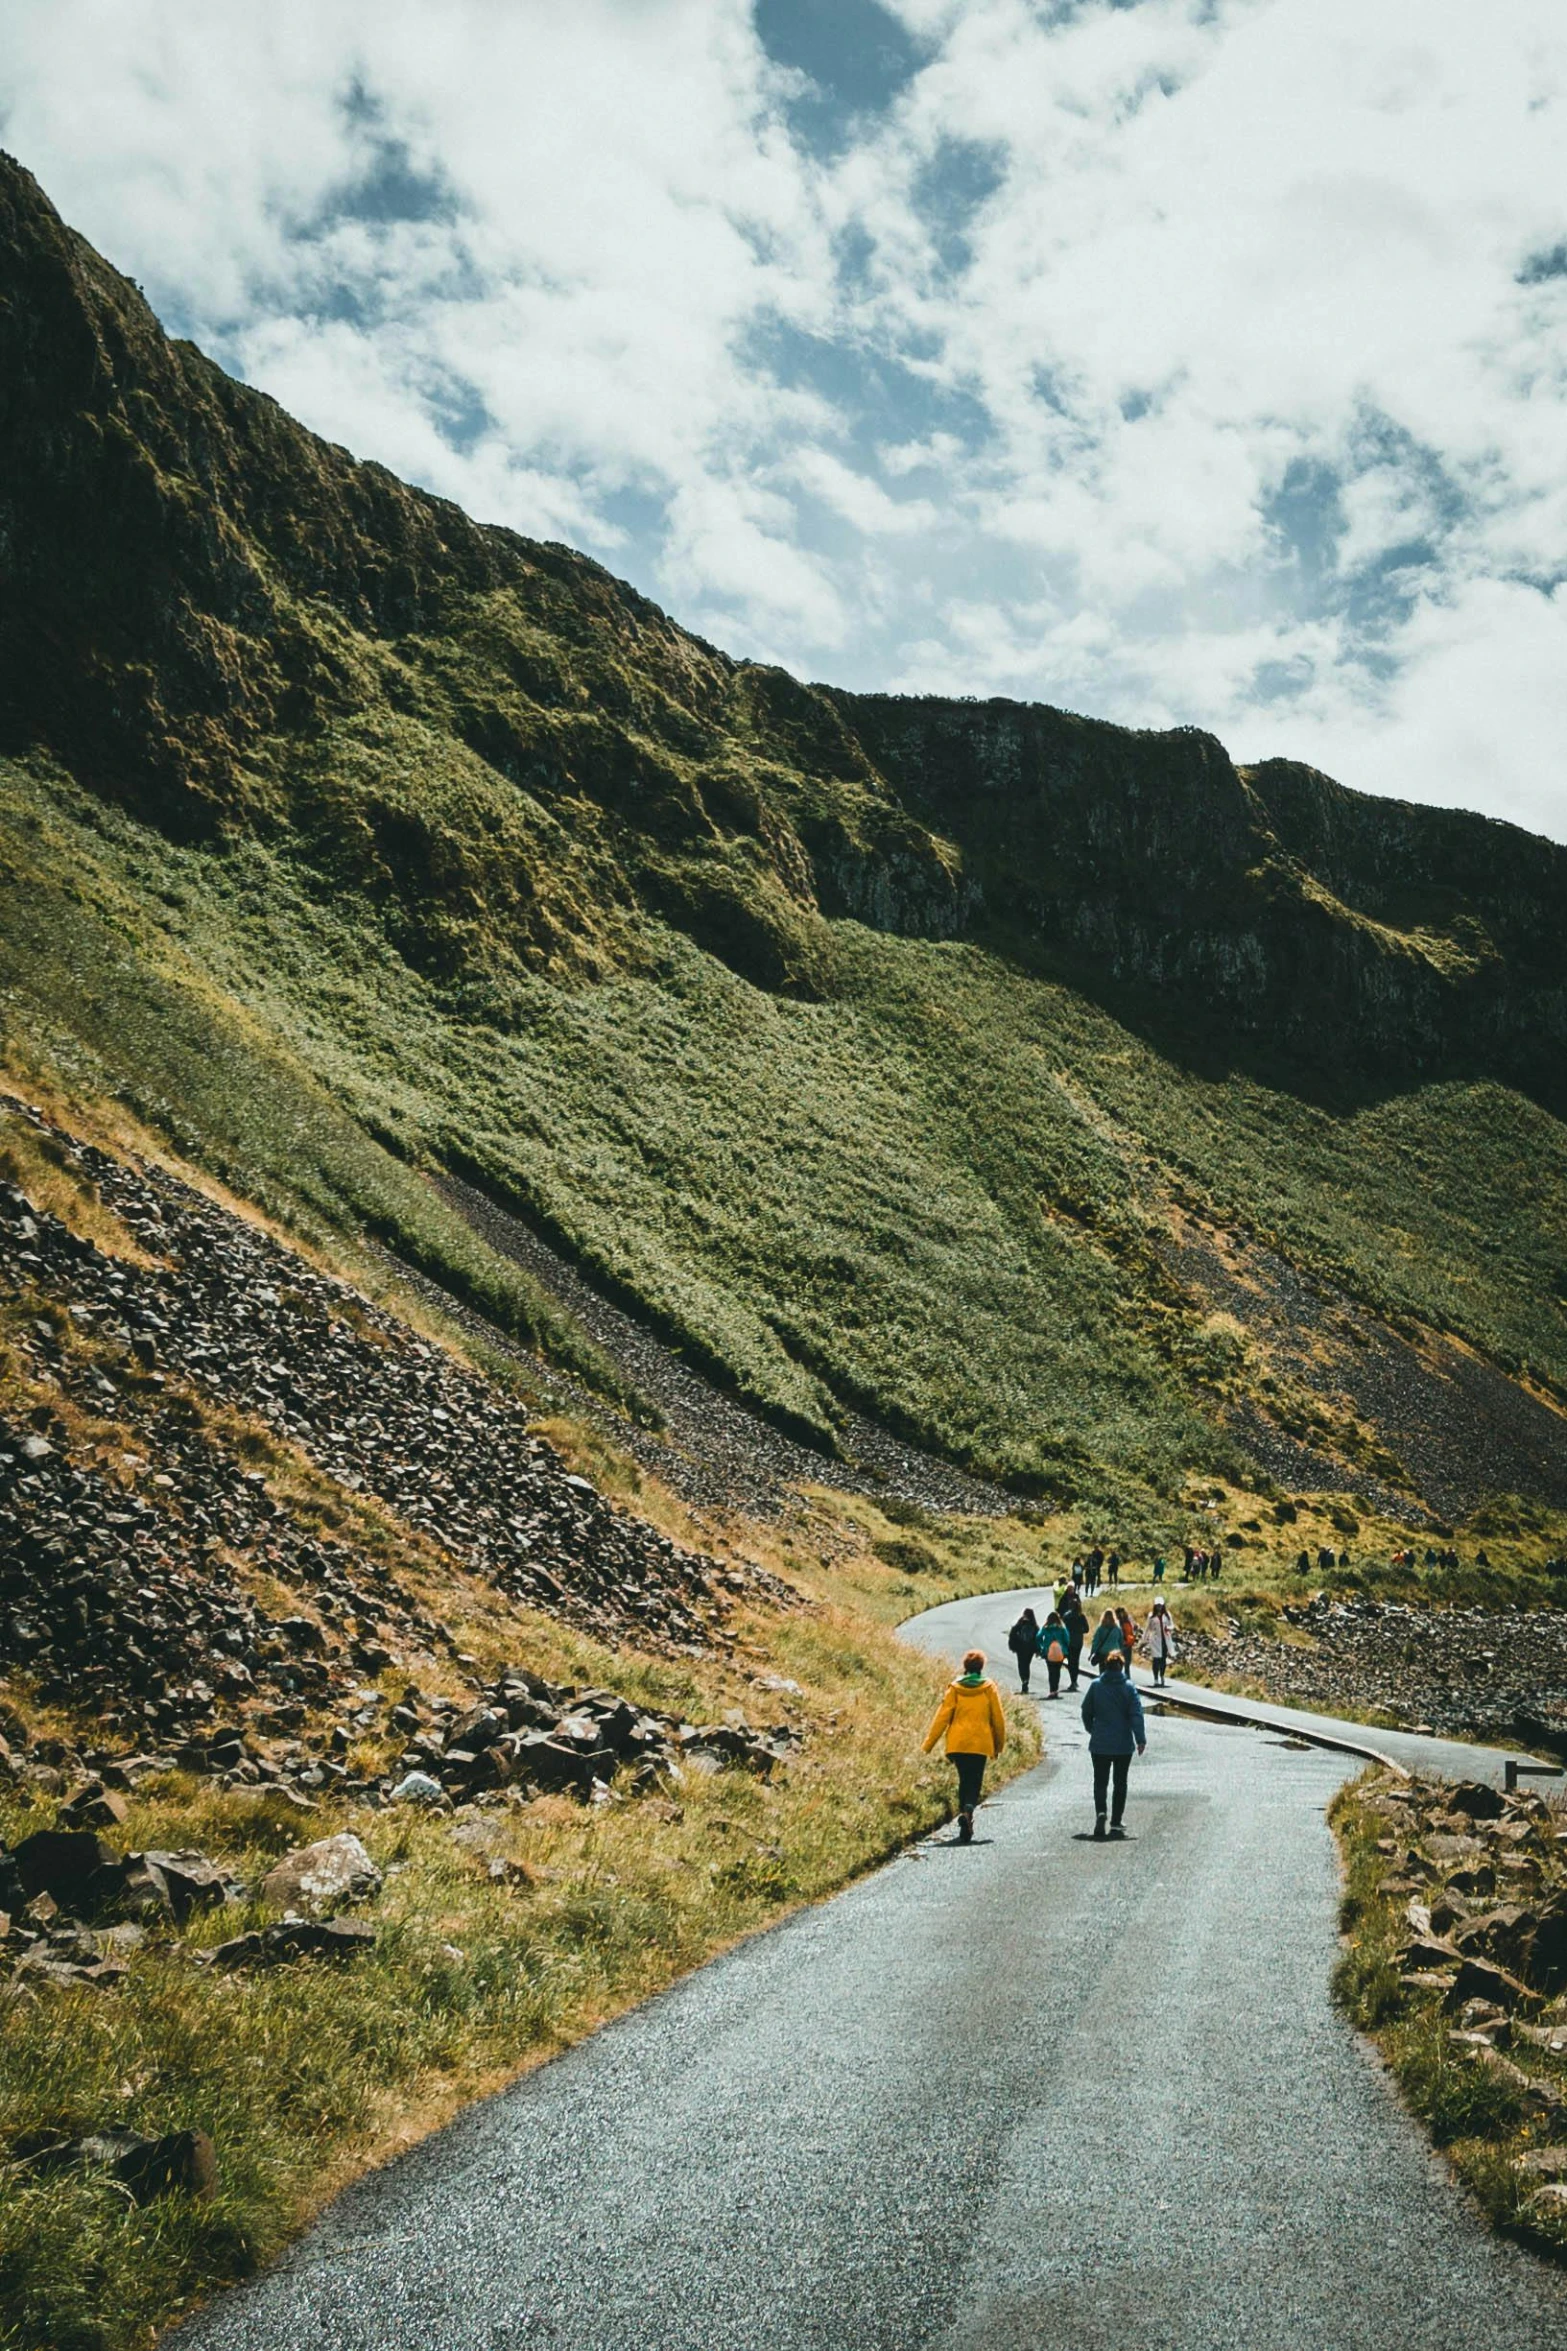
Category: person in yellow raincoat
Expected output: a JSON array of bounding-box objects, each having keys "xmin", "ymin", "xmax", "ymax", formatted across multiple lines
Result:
[{"xmin": 923, "ymin": 1648, "xmax": 1008, "ymax": 1843}]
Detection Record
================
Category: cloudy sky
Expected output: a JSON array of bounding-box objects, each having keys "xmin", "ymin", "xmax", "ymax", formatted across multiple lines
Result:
[{"xmin": 4, "ymin": 0, "xmax": 1566, "ymax": 839}]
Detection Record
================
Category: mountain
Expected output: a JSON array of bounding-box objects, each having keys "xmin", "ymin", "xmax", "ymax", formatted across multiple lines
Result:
[{"xmin": 2, "ymin": 151, "xmax": 1565, "ymax": 1531}]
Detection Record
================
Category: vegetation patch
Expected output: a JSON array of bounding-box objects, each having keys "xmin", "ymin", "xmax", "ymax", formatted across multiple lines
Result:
[{"xmin": 1332, "ymin": 1769, "xmax": 1567, "ymax": 2264}]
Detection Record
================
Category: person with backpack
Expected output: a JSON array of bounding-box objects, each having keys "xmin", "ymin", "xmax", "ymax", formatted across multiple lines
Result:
[
  {"xmin": 923, "ymin": 1649, "xmax": 1008, "ymax": 1844},
  {"xmin": 1038, "ymin": 1609, "xmax": 1070, "ymax": 1697},
  {"xmin": 1143, "ymin": 1596, "xmax": 1176, "ymax": 1686},
  {"xmin": 1080, "ymin": 1649, "xmax": 1147, "ymax": 1840},
  {"xmin": 1006, "ymin": 1606, "xmax": 1040, "ymax": 1694},
  {"xmin": 1115, "ymin": 1606, "xmax": 1138, "ymax": 1667}
]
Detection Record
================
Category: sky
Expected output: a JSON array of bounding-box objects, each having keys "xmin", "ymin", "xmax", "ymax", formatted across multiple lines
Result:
[{"xmin": 4, "ymin": 0, "xmax": 1566, "ymax": 842}]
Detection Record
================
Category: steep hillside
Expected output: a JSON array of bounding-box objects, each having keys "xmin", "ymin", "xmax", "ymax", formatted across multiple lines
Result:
[{"xmin": 2, "ymin": 151, "xmax": 1565, "ymax": 1533}]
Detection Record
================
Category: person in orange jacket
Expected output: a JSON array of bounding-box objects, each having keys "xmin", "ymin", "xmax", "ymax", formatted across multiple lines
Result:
[{"xmin": 923, "ymin": 1648, "xmax": 1008, "ymax": 1843}]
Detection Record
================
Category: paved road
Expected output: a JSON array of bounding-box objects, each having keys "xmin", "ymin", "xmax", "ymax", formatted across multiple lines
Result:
[{"xmin": 174, "ymin": 1592, "xmax": 1567, "ymax": 2351}]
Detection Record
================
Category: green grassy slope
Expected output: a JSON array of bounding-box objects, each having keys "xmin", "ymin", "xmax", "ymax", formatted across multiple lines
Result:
[
  {"xmin": 5, "ymin": 748, "xmax": 1565, "ymax": 1528},
  {"xmin": 1, "ymin": 152, "xmax": 1565, "ymax": 1527}
]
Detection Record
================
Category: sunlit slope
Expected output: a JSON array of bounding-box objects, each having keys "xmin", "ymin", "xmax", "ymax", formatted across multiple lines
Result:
[
  {"xmin": 2, "ymin": 150, "xmax": 1565, "ymax": 1521},
  {"xmin": 5, "ymin": 751, "xmax": 1565, "ymax": 1523}
]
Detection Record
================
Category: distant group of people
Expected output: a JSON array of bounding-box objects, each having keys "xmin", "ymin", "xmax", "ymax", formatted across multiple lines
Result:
[
  {"xmin": 925, "ymin": 1589, "xmax": 1162, "ymax": 1840},
  {"xmin": 1001, "ymin": 1585, "xmax": 1179, "ymax": 1699},
  {"xmin": 1064, "ymin": 1541, "xmax": 1232, "ymax": 1589},
  {"xmin": 1072, "ymin": 1546, "xmax": 1119, "ymax": 1594}
]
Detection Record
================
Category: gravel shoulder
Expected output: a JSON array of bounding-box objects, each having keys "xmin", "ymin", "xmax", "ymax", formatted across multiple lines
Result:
[{"xmin": 170, "ymin": 1596, "xmax": 1567, "ymax": 2350}]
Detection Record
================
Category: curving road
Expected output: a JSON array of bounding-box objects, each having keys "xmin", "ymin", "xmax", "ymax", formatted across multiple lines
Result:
[{"xmin": 173, "ymin": 1588, "xmax": 1567, "ymax": 2351}]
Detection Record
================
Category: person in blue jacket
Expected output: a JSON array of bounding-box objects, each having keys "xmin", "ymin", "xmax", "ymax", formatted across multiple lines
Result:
[{"xmin": 1080, "ymin": 1649, "xmax": 1146, "ymax": 1841}]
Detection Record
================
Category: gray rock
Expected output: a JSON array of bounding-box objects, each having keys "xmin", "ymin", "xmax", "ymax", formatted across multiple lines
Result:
[
  {"xmin": 389, "ymin": 1771, "xmax": 445, "ymax": 1805},
  {"xmin": 259, "ymin": 1833, "xmax": 381, "ymax": 1913}
]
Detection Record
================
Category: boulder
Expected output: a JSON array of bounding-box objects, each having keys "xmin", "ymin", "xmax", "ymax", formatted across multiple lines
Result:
[
  {"xmin": 1452, "ymin": 1905, "xmax": 1538, "ymax": 1978},
  {"xmin": 512, "ymin": 1733, "xmax": 609, "ymax": 1795},
  {"xmin": 55, "ymin": 1781, "xmax": 128, "ymax": 1831},
  {"xmin": 1446, "ymin": 1781, "xmax": 1506, "ymax": 1822},
  {"xmin": 210, "ymin": 1932, "xmax": 266, "ymax": 1969},
  {"xmin": 11, "ymin": 1827, "xmax": 119, "ymax": 1907},
  {"xmin": 265, "ymin": 1916, "xmax": 376, "ymax": 1962},
  {"xmin": 445, "ymin": 1707, "xmax": 507, "ymax": 1754},
  {"xmin": 1471, "ymin": 2047, "xmax": 1565, "ymax": 2116},
  {"xmin": 1448, "ymin": 1955, "xmax": 1537, "ymax": 2011},
  {"xmin": 138, "ymin": 1850, "xmax": 232, "ymax": 1923},
  {"xmin": 1530, "ymin": 1890, "xmax": 1567, "ymax": 1992},
  {"xmin": 1400, "ymin": 1934, "xmax": 1462, "ymax": 1973},
  {"xmin": 20, "ymin": 2126, "xmax": 217, "ymax": 2202},
  {"xmin": 388, "ymin": 1770, "xmax": 445, "ymax": 1806},
  {"xmin": 259, "ymin": 1833, "xmax": 381, "ymax": 1914}
]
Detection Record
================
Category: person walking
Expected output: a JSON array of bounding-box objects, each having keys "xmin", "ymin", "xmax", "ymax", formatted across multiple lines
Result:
[
  {"xmin": 1062, "ymin": 1590, "xmax": 1088, "ymax": 1690},
  {"xmin": 1007, "ymin": 1607, "xmax": 1039, "ymax": 1695},
  {"xmin": 1144, "ymin": 1596, "xmax": 1176, "ymax": 1686},
  {"xmin": 1080, "ymin": 1649, "xmax": 1146, "ymax": 1840},
  {"xmin": 1039, "ymin": 1609, "xmax": 1069, "ymax": 1698},
  {"xmin": 1089, "ymin": 1607, "xmax": 1122, "ymax": 1674},
  {"xmin": 923, "ymin": 1649, "xmax": 1007, "ymax": 1844},
  {"xmin": 1107, "ymin": 1550, "xmax": 1120, "ymax": 1589},
  {"xmin": 1115, "ymin": 1605, "xmax": 1138, "ymax": 1667}
]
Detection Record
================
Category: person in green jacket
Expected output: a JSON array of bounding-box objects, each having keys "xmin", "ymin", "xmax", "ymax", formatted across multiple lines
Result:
[{"xmin": 1089, "ymin": 1608, "xmax": 1122, "ymax": 1674}]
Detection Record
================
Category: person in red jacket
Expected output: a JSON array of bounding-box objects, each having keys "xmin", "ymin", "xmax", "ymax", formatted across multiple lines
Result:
[{"xmin": 923, "ymin": 1649, "xmax": 1008, "ymax": 1843}]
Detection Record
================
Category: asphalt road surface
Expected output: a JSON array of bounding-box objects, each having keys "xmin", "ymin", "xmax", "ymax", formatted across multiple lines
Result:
[{"xmin": 175, "ymin": 1588, "xmax": 1567, "ymax": 2351}]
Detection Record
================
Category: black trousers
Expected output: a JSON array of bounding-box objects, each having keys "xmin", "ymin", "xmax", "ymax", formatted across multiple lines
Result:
[
  {"xmin": 954, "ymin": 1753, "xmax": 986, "ymax": 1812},
  {"xmin": 1092, "ymin": 1752, "xmax": 1131, "ymax": 1823},
  {"xmin": 1046, "ymin": 1657, "xmax": 1062, "ymax": 1695},
  {"xmin": 1151, "ymin": 1652, "xmax": 1168, "ymax": 1685},
  {"xmin": 1068, "ymin": 1646, "xmax": 1083, "ymax": 1689},
  {"xmin": 1014, "ymin": 1654, "xmax": 1031, "ymax": 1691}
]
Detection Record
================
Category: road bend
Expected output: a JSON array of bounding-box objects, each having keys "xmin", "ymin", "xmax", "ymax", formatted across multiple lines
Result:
[{"xmin": 174, "ymin": 1587, "xmax": 1567, "ymax": 2351}]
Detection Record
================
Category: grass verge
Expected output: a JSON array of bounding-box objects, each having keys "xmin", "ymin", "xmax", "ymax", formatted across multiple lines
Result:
[
  {"xmin": 1330, "ymin": 1771, "xmax": 1567, "ymax": 2266},
  {"xmin": 0, "ymin": 1585, "xmax": 1037, "ymax": 2351}
]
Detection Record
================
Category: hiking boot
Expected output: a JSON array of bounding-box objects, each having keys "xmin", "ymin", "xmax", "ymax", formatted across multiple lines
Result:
[
  {"xmin": 958, "ymin": 1810, "xmax": 974, "ymax": 1844},
  {"xmin": 1109, "ymin": 1823, "xmax": 1126, "ymax": 1840},
  {"xmin": 1093, "ymin": 1816, "xmax": 1107, "ymax": 1841}
]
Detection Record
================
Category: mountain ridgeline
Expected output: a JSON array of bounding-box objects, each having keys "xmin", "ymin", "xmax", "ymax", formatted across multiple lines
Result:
[{"xmin": 2, "ymin": 150, "xmax": 1565, "ymax": 1524}]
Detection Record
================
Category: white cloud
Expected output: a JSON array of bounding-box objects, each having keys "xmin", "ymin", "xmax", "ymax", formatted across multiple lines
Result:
[{"xmin": 2, "ymin": 0, "xmax": 1566, "ymax": 839}]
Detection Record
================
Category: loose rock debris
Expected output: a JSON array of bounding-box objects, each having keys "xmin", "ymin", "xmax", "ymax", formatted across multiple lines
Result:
[
  {"xmin": 0, "ymin": 1098, "xmax": 794, "ymax": 1793},
  {"xmin": 1343, "ymin": 1768, "xmax": 1567, "ymax": 2245},
  {"xmin": 1183, "ymin": 1594, "xmax": 1567, "ymax": 1757},
  {"xmin": 0, "ymin": 1097, "xmax": 805, "ymax": 2016}
]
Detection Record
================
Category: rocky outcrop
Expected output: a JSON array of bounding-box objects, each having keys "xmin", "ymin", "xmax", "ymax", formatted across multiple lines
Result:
[
  {"xmin": 2, "ymin": 149, "xmax": 1564, "ymax": 1103},
  {"xmin": 390, "ymin": 1661, "xmax": 798, "ymax": 1808},
  {"xmin": 833, "ymin": 696, "xmax": 1567, "ymax": 1107},
  {"xmin": 1342, "ymin": 1769, "xmax": 1567, "ymax": 2243}
]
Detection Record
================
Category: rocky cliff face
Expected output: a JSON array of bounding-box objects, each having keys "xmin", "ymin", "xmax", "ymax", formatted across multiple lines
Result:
[
  {"xmin": 832, "ymin": 696, "xmax": 1567, "ymax": 1105},
  {"xmin": 2, "ymin": 150, "xmax": 1563, "ymax": 1097}
]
